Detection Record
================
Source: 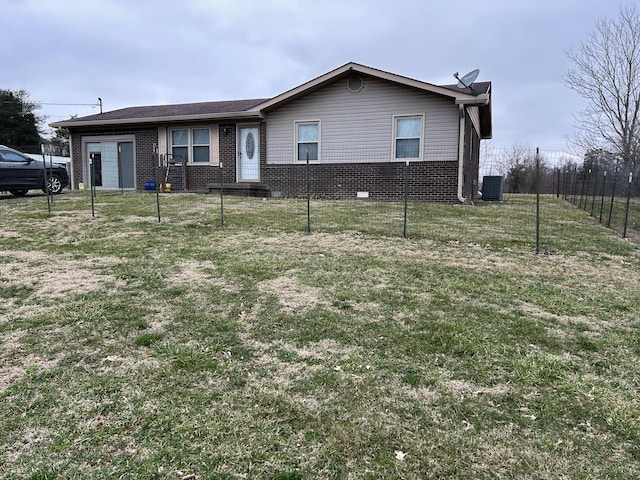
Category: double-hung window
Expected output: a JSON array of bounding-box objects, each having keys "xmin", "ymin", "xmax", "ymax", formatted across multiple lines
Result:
[
  {"xmin": 170, "ymin": 128, "xmax": 211, "ymax": 164},
  {"xmin": 296, "ymin": 121, "xmax": 319, "ymax": 161},
  {"xmin": 393, "ymin": 115, "xmax": 424, "ymax": 160}
]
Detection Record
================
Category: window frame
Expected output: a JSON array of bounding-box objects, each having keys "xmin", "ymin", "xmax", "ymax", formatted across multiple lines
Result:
[
  {"xmin": 169, "ymin": 127, "xmax": 212, "ymax": 164},
  {"xmin": 191, "ymin": 128, "xmax": 211, "ymax": 163},
  {"xmin": 0, "ymin": 149, "xmax": 31, "ymax": 163},
  {"xmin": 294, "ymin": 120, "xmax": 320, "ymax": 162},
  {"xmin": 392, "ymin": 114, "xmax": 425, "ymax": 161}
]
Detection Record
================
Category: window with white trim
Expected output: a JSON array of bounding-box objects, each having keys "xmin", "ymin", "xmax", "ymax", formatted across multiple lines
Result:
[
  {"xmin": 170, "ymin": 127, "xmax": 211, "ymax": 164},
  {"xmin": 393, "ymin": 115, "xmax": 424, "ymax": 160},
  {"xmin": 295, "ymin": 121, "xmax": 319, "ymax": 161}
]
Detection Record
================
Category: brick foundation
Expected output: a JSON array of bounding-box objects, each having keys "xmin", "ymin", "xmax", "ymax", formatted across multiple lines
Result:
[{"xmin": 263, "ymin": 161, "xmax": 459, "ymax": 202}]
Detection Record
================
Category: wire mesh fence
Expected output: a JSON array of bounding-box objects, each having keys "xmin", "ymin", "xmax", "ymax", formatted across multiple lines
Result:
[
  {"xmin": 561, "ymin": 166, "xmax": 639, "ymax": 240},
  {"xmin": 6, "ymin": 145, "xmax": 640, "ymax": 243},
  {"xmin": 480, "ymin": 146, "xmax": 640, "ymax": 241}
]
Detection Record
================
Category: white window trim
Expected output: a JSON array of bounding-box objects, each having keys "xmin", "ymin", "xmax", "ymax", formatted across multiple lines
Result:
[
  {"xmin": 191, "ymin": 128, "xmax": 211, "ymax": 164},
  {"xmin": 392, "ymin": 114, "xmax": 425, "ymax": 161},
  {"xmin": 294, "ymin": 119, "xmax": 321, "ymax": 162},
  {"xmin": 168, "ymin": 126, "xmax": 215, "ymax": 165}
]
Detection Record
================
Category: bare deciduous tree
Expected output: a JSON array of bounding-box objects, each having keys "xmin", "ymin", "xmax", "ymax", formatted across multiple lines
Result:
[{"xmin": 566, "ymin": 4, "xmax": 640, "ymax": 170}]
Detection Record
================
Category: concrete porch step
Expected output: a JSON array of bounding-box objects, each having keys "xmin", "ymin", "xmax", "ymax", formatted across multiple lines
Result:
[{"xmin": 207, "ymin": 182, "xmax": 270, "ymax": 197}]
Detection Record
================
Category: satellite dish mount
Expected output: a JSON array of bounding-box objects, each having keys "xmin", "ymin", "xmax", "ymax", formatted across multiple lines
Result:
[{"xmin": 453, "ymin": 69, "xmax": 480, "ymax": 93}]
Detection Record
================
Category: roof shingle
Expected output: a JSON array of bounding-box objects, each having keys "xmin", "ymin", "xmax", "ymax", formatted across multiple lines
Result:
[{"xmin": 59, "ymin": 98, "xmax": 268, "ymax": 124}]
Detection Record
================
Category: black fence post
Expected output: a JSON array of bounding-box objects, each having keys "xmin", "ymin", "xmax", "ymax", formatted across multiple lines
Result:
[
  {"xmin": 403, "ymin": 160, "xmax": 409, "ymax": 238},
  {"xmin": 536, "ymin": 148, "xmax": 540, "ymax": 254},
  {"xmin": 305, "ymin": 146, "xmax": 311, "ymax": 234},
  {"xmin": 154, "ymin": 150, "xmax": 161, "ymax": 222},
  {"xmin": 590, "ymin": 166, "xmax": 598, "ymax": 216},
  {"xmin": 219, "ymin": 162, "xmax": 224, "ymax": 227},
  {"xmin": 118, "ymin": 146, "xmax": 124, "ymax": 195},
  {"xmin": 607, "ymin": 165, "xmax": 618, "ymax": 228},
  {"xmin": 599, "ymin": 170, "xmax": 607, "ymax": 223},
  {"xmin": 89, "ymin": 153, "xmax": 96, "ymax": 217},
  {"xmin": 41, "ymin": 144, "xmax": 51, "ymax": 214},
  {"xmin": 623, "ymin": 172, "xmax": 633, "ymax": 238}
]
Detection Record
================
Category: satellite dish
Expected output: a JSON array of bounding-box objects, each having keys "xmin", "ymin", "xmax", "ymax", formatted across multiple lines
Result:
[{"xmin": 453, "ymin": 69, "xmax": 480, "ymax": 89}]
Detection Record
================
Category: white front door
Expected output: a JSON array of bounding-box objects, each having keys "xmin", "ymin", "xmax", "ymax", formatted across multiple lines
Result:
[{"xmin": 238, "ymin": 126, "xmax": 259, "ymax": 181}]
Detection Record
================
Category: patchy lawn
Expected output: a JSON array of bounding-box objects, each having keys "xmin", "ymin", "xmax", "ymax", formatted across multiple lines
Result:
[{"xmin": 1, "ymin": 192, "xmax": 639, "ymax": 479}]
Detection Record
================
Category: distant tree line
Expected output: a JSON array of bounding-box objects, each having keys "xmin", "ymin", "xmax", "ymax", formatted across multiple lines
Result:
[{"xmin": 483, "ymin": 145, "xmax": 559, "ymax": 195}]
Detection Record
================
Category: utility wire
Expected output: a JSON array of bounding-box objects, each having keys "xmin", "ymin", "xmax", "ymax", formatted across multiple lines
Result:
[{"xmin": 0, "ymin": 101, "xmax": 99, "ymax": 107}]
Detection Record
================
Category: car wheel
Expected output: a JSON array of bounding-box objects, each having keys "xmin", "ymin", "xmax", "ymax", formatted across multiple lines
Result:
[
  {"xmin": 44, "ymin": 175, "xmax": 64, "ymax": 195},
  {"xmin": 9, "ymin": 189, "xmax": 29, "ymax": 197}
]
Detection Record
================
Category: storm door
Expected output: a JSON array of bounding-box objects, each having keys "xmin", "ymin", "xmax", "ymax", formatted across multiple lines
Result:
[
  {"xmin": 237, "ymin": 126, "xmax": 259, "ymax": 181},
  {"xmin": 86, "ymin": 141, "xmax": 135, "ymax": 189}
]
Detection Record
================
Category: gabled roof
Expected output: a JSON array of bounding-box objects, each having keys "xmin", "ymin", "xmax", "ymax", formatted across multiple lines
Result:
[
  {"xmin": 252, "ymin": 62, "xmax": 490, "ymax": 111},
  {"xmin": 51, "ymin": 98, "xmax": 267, "ymax": 128},
  {"xmin": 51, "ymin": 62, "xmax": 492, "ymax": 138}
]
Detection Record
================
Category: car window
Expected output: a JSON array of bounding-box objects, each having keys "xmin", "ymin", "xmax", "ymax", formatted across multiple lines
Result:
[{"xmin": 0, "ymin": 150, "xmax": 31, "ymax": 163}]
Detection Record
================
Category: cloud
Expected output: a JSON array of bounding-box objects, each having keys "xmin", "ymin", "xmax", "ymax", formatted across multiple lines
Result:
[{"xmin": 1, "ymin": 0, "xmax": 625, "ymax": 148}]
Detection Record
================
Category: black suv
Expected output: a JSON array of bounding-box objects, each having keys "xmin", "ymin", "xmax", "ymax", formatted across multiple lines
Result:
[{"xmin": 0, "ymin": 145, "xmax": 70, "ymax": 196}]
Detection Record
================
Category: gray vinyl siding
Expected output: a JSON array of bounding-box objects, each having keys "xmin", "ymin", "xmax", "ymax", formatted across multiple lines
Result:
[{"xmin": 265, "ymin": 76, "xmax": 460, "ymax": 164}]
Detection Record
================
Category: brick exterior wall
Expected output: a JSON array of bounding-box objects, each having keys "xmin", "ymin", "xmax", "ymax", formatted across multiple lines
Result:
[
  {"xmin": 69, "ymin": 127, "xmax": 158, "ymax": 189},
  {"xmin": 263, "ymin": 160, "xmax": 459, "ymax": 202},
  {"xmin": 69, "ymin": 121, "xmax": 468, "ymax": 203}
]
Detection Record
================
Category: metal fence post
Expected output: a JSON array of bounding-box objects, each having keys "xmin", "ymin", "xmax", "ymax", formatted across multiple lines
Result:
[
  {"xmin": 305, "ymin": 146, "xmax": 311, "ymax": 234},
  {"xmin": 607, "ymin": 165, "xmax": 618, "ymax": 228},
  {"xmin": 590, "ymin": 166, "xmax": 598, "ymax": 216},
  {"xmin": 154, "ymin": 151, "xmax": 161, "ymax": 222},
  {"xmin": 623, "ymin": 171, "xmax": 633, "ymax": 238},
  {"xmin": 536, "ymin": 148, "xmax": 540, "ymax": 254},
  {"xmin": 403, "ymin": 160, "xmax": 409, "ymax": 238},
  {"xmin": 219, "ymin": 162, "xmax": 224, "ymax": 227},
  {"xmin": 599, "ymin": 170, "xmax": 607, "ymax": 223},
  {"xmin": 89, "ymin": 153, "xmax": 96, "ymax": 217},
  {"xmin": 41, "ymin": 144, "xmax": 51, "ymax": 214}
]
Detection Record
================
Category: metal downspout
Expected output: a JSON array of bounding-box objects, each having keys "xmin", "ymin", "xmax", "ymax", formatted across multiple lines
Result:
[{"xmin": 457, "ymin": 104, "xmax": 466, "ymax": 203}]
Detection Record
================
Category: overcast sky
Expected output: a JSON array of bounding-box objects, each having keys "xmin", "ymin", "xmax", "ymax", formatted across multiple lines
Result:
[{"xmin": 2, "ymin": 0, "xmax": 627, "ymax": 152}]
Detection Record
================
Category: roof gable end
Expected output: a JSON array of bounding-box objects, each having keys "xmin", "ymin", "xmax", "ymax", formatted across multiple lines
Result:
[{"xmin": 252, "ymin": 62, "xmax": 488, "ymax": 112}]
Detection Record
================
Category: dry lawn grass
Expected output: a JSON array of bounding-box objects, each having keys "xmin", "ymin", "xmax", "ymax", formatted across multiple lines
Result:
[{"xmin": 1, "ymin": 193, "xmax": 640, "ymax": 478}]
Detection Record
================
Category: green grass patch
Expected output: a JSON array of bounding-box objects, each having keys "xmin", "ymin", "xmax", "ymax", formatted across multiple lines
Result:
[{"xmin": 0, "ymin": 192, "xmax": 639, "ymax": 478}]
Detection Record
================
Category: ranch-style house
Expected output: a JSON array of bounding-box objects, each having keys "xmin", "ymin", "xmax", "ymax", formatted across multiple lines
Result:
[{"xmin": 51, "ymin": 62, "xmax": 492, "ymax": 203}]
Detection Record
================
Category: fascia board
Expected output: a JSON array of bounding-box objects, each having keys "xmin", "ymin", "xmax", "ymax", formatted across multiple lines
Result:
[
  {"xmin": 253, "ymin": 62, "xmax": 475, "ymax": 112},
  {"xmin": 455, "ymin": 93, "xmax": 490, "ymax": 105},
  {"xmin": 50, "ymin": 110, "xmax": 262, "ymax": 128}
]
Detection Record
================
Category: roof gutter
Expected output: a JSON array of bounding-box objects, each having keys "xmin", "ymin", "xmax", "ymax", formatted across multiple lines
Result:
[
  {"xmin": 50, "ymin": 110, "xmax": 262, "ymax": 128},
  {"xmin": 457, "ymin": 104, "xmax": 466, "ymax": 204},
  {"xmin": 455, "ymin": 93, "xmax": 490, "ymax": 105}
]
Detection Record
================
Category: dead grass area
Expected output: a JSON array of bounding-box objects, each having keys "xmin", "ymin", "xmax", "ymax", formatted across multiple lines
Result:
[
  {"xmin": 0, "ymin": 327, "xmax": 64, "ymax": 392},
  {"xmin": 0, "ymin": 250, "xmax": 123, "ymax": 304},
  {"xmin": 519, "ymin": 301, "xmax": 616, "ymax": 333},
  {"xmin": 257, "ymin": 274, "xmax": 326, "ymax": 315}
]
